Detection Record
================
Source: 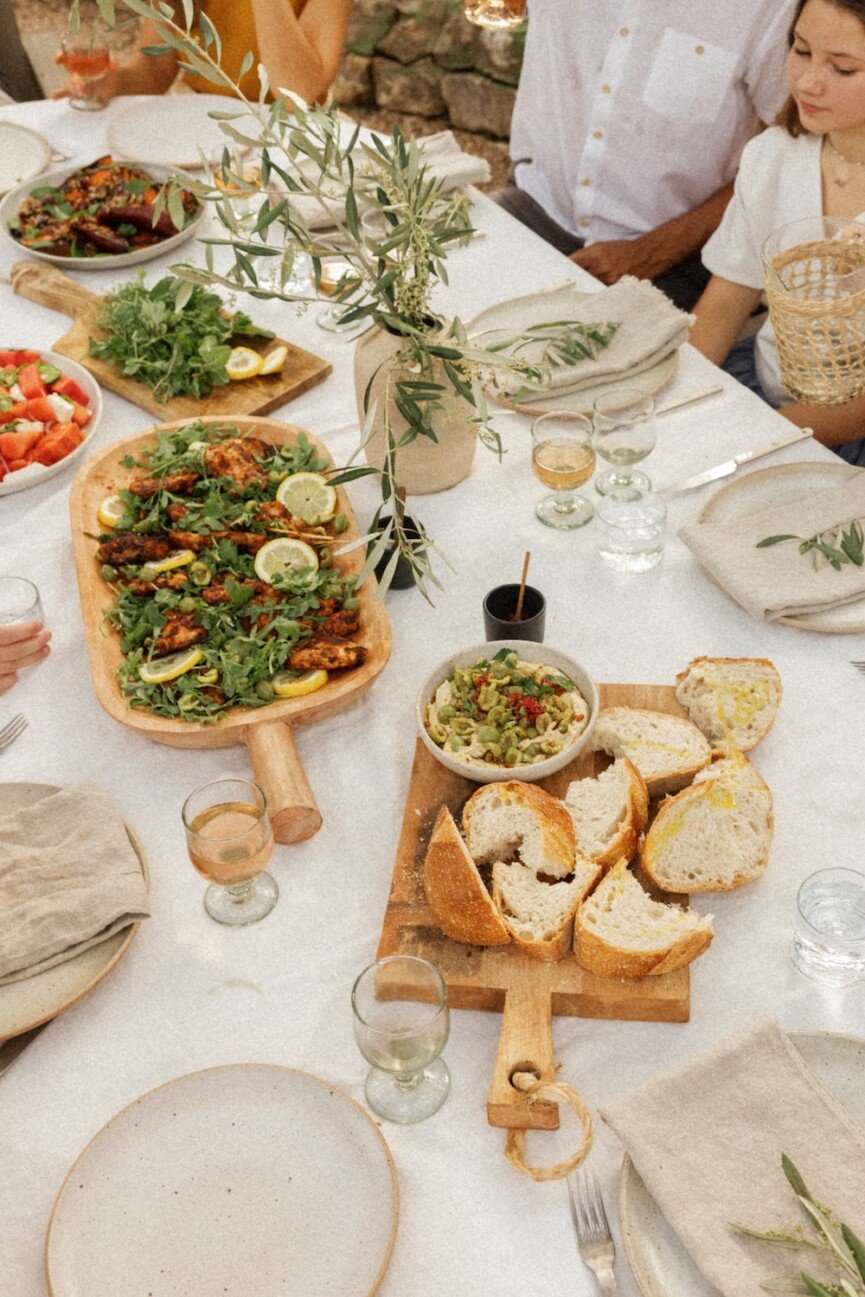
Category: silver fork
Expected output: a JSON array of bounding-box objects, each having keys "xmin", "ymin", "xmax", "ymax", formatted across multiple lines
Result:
[
  {"xmin": 851, "ymin": 662, "xmax": 865, "ymax": 673},
  {"xmin": 568, "ymin": 1170, "xmax": 619, "ymax": 1296},
  {"xmin": 0, "ymin": 714, "xmax": 27, "ymax": 753}
]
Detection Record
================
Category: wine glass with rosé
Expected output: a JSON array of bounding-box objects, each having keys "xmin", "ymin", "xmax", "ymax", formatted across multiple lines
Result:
[
  {"xmin": 56, "ymin": 25, "xmax": 115, "ymax": 111},
  {"xmin": 182, "ymin": 778, "xmax": 278, "ymax": 926}
]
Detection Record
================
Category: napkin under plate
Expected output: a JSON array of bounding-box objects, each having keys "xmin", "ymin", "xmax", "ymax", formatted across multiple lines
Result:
[
  {"xmin": 681, "ymin": 467, "xmax": 865, "ymax": 619},
  {"xmin": 601, "ymin": 1017, "xmax": 865, "ymax": 1297},
  {"xmin": 0, "ymin": 781, "xmax": 149, "ymax": 984}
]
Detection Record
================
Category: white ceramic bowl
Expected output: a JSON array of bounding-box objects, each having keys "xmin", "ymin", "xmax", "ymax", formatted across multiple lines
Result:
[
  {"xmin": 415, "ymin": 640, "xmax": 599, "ymax": 784},
  {"xmin": 0, "ymin": 350, "xmax": 103, "ymax": 497}
]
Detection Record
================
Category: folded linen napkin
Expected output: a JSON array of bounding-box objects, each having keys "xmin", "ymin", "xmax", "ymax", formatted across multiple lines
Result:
[
  {"xmin": 482, "ymin": 278, "xmax": 691, "ymax": 396},
  {"xmin": 601, "ymin": 1018, "xmax": 865, "ymax": 1297},
  {"xmin": 0, "ymin": 781, "xmax": 149, "ymax": 985},
  {"xmin": 681, "ymin": 467, "xmax": 865, "ymax": 620}
]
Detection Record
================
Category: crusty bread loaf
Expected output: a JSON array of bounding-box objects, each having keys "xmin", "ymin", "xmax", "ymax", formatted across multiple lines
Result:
[
  {"xmin": 590, "ymin": 706, "xmax": 711, "ymax": 797},
  {"xmin": 492, "ymin": 856, "xmax": 600, "ymax": 961},
  {"xmin": 563, "ymin": 758, "xmax": 649, "ymax": 868},
  {"xmin": 640, "ymin": 750, "xmax": 773, "ymax": 892},
  {"xmin": 675, "ymin": 656, "xmax": 782, "ymax": 752},
  {"xmin": 574, "ymin": 860, "xmax": 714, "ymax": 979},
  {"xmin": 462, "ymin": 781, "xmax": 575, "ymax": 879},
  {"xmin": 422, "ymin": 806, "xmax": 511, "ymax": 945}
]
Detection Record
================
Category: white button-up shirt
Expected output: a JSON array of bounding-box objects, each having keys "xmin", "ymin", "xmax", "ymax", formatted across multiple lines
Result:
[{"xmin": 509, "ymin": 0, "xmax": 798, "ymax": 245}]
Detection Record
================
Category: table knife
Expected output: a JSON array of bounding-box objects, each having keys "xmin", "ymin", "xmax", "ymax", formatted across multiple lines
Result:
[{"xmin": 662, "ymin": 427, "xmax": 813, "ymax": 496}]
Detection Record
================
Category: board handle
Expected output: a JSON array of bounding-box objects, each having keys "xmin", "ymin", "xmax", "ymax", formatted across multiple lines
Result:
[
  {"xmin": 244, "ymin": 720, "xmax": 322, "ymax": 844},
  {"xmin": 9, "ymin": 259, "xmax": 101, "ymax": 318},
  {"xmin": 486, "ymin": 985, "xmax": 559, "ymax": 1130}
]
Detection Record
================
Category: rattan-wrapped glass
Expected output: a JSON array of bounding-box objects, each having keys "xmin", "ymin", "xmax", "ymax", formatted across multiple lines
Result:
[{"xmin": 763, "ymin": 217, "xmax": 865, "ymax": 405}]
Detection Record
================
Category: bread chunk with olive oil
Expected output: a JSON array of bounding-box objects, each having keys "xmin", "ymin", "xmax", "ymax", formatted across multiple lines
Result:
[
  {"xmin": 462, "ymin": 781, "xmax": 576, "ymax": 879},
  {"xmin": 563, "ymin": 758, "xmax": 649, "ymax": 868},
  {"xmin": 492, "ymin": 857, "xmax": 601, "ymax": 961},
  {"xmin": 422, "ymin": 806, "xmax": 511, "ymax": 946},
  {"xmin": 675, "ymin": 656, "xmax": 782, "ymax": 752},
  {"xmin": 590, "ymin": 707, "xmax": 711, "ymax": 797}
]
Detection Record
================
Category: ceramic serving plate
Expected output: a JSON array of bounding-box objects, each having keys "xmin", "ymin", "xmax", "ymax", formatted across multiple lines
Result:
[
  {"xmin": 107, "ymin": 94, "xmax": 249, "ymax": 169},
  {"xmin": 0, "ymin": 122, "xmax": 52, "ymax": 196},
  {"xmin": 0, "ymin": 350, "xmax": 103, "ymax": 497},
  {"xmin": 0, "ymin": 161, "xmax": 206, "ymax": 270},
  {"xmin": 46, "ymin": 1065, "xmax": 399, "ymax": 1297},
  {"xmin": 619, "ymin": 1030, "xmax": 865, "ymax": 1297},
  {"xmin": 466, "ymin": 286, "xmax": 679, "ymax": 417},
  {"xmin": 0, "ymin": 783, "xmax": 148, "ymax": 1041},
  {"xmin": 698, "ymin": 461, "xmax": 865, "ymax": 633}
]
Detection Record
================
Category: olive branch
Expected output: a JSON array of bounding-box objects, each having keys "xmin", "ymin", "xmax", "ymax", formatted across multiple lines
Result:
[{"xmin": 757, "ymin": 520, "xmax": 865, "ymax": 572}]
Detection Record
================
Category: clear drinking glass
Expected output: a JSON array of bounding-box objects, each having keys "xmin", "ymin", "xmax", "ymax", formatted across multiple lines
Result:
[
  {"xmin": 531, "ymin": 412, "xmax": 596, "ymax": 529},
  {"xmin": 352, "ymin": 955, "xmax": 450, "ymax": 1123},
  {"xmin": 0, "ymin": 576, "xmax": 44, "ymax": 627},
  {"xmin": 464, "ymin": 0, "xmax": 527, "ymax": 28},
  {"xmin": 592, "ymin": 388, "xmax": 657, "ymax": 495},
  {"xmin": 792, "ymin": 868, "xmax": 865, "ymax": 987},
  {"xmin": 596, "ymin": 490, "xmax": 667, "ymax": 573},
  {"xmin": 182, "ymin": 778, "xmax": 278, "ymax": 926},
  {"xmin": 56, "ymin": 28, "xmax": 114, "ymax": 110},
  {"xmin": 314, "ymin": 258, "xmax": 367, "ymax": 337}
]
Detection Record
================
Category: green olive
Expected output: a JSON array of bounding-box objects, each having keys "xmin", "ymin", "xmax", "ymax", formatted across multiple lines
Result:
[
  {"xmin": 536, "ymin": 713, "xmax": 552, "ymax": 733},
  {"xmin": 504, "ymin": 748, "xmax": 519, "ymax": 767},
  {"xmin": 451, "ymin": 717, "xmax": 475, "ymax": 736},
  {"xmin": 190, "ymin": 562, "xmax": 212, "ymax": 587},
  {"xmin": 446, "ymin": 736, "xmax": 465, "ymax": 752},
  {"xmin": 100, "ymin": 564, "xmax": 118, "ymax": 582},
  {"xmin": 332, "ymin": 514, "xmax": 349, "ymax": 534},
  {"xmin": 256, "ymin": 680, "xmax": 274, "ymax": 701},
  {"xmin": 178, "ymin": 595, "xmax": 197, "ymax": 614},
  {"xmin": 138, "ymin": 564, "xmax": 159, "ymax": 582},
  {"xmin": 428, "ymin": 726, "xmax": 447, "ymax": 747},
  {"xmin": 196, "ymin": 669, "xmax": 218, "ymax": 685},
  {"xmin": 486, "ymin": 704, "xmax": 507, "ymax": 725},
  {"xmin": 268, "ymin": 470, "xmax": 286, "ymax": 485},
  {"xmin": 342, "ymin": 596, "xmax": 360, "ymax": 611},
  {"xmin": 477, "ymin": 725, "xmax": 499, "ymax": 744},
  {"xmin": 437, "ymin": 705, "xmax": 456, "ymax": 722},
  {"xmin": 483, "ymin": 744, "xmax": 503, "ymax": 762},
  {"xmin": 177, "ymin": 694, "xmax": 198, "ymax": 712}
]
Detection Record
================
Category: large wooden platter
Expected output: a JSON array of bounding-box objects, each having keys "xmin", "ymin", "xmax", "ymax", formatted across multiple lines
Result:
[
  {"xmin": 378, "ymin": 683, "xmax": 694, "ymax": 1131},
  {"xmin": 69, "ymin": 415, "xmax": 391, "ymax": 845},
  {"xmin": 10, "ymin": 260, "xmax": 331, "ymax": 420}
]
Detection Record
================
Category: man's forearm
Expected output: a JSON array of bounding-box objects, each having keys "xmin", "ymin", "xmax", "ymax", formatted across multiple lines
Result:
[{"xmin": 640, "ymin": 182, "xmax": 734, "ymax": 273}]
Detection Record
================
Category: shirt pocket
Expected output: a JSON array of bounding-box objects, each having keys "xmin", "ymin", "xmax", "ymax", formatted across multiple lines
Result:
[{"xmin": 641, "ymin": 28, "xmax": 738, "ymax": 125}]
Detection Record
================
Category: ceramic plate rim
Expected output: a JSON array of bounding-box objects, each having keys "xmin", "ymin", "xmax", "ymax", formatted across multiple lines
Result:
[
  {"xmin": 0, "ymin": 349, "xmax": 104, "ymax": 496},
  {"xmin": 45, "ymin": 1062, "xmax": 400, "ymax": 1297},
  {"xmin": 618, "ymin": 1029, "xmax": 865, "ymax": 1297},
  {"xmin": 0, "ymin": 122, "xmax": 53, "ymax": 196},
  {"xmin": 697, "ymin": 460, "xmax": 865, "ymax": 633},
  {"xmin": 0, "ymin": 782, "xmax": 148, "ymax": 1038},
  {"xmin": 106, "ymin": 94, "xmax": 250, "ymax": 169}
]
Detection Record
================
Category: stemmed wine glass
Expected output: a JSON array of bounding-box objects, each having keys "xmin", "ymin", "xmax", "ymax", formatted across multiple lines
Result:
[
  {"xmin": 314, "ymin": 258, "xmax": 367, "ymax": 337},
  {"xmin": 531, "ymin": 412, "xmax": 596, "ymax": 529},
  {"xmin": 182, "ymin": 778, "xmax": 278, "ymax": 926},
  {"xmin": 591, "ymin": 388, "xmax": 657, "ymax": 495},
  {"xmin": 56, "ymin": 22, "xmax": 115, "ymax": 111},
  {"xmin": 351, "ymin": 955, "xmax": 450, "ymax": 1123},
  {"xmin": 463, "ymin": 0, "xmax": 526, "ymax": 28}
]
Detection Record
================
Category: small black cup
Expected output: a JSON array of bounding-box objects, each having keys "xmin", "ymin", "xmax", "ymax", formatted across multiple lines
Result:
[
  {"xmin": 371, "ymin": 513, "xmax": 422, "ymax": 591},
  {"xmin": 483, "ymin": 583, "xmax": 546, "ymax": 642}
]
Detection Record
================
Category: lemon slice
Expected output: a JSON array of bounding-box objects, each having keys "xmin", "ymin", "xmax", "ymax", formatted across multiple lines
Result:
[
  {"xmin": 97, "ymin": 494, "xmax": 127, "ymax": 529},
  {"xmin": 254, "ymin": 537, "xmax": 319, "ymax": 584},
  {"xmin": 139, "ymin": 646, "xmax": 203, "ymax": 685},
  {"xmin": 226, "ymin": 346, "xmax": 263, "ymax": 381},
  {"xmin": 260, "ymin": 345, "xmax": 288, "ymax": 376},
  {"xmin": 272, "ymin": 668, "xmax": 328, "ymax": 698},
  {"xmin": 139, "ymin": 549, "xmax": 196, "ymax": 579},
  {"xmin": 276, "ymin": 471, "xmax": 337, "ymax": 524}
]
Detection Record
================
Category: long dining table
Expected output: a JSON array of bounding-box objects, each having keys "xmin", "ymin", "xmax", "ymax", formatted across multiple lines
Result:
[{"xmin": 1, "ymin": 96, "xmax": 863, "ymax": 1297}]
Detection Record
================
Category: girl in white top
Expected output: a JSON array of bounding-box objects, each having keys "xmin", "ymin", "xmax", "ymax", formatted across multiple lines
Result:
[{"xmin": 692, "ymin": 0, "xmax": 865, "ymax": 463}]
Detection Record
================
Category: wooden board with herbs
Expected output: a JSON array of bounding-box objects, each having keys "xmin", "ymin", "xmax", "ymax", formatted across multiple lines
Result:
[
  {"xmin": 10, "ymin": 261, "xmax": 331, "ymax": 420},
  {"xmin": 377, "ymin": 683, "xmax": 694, "ymax": 1131}
]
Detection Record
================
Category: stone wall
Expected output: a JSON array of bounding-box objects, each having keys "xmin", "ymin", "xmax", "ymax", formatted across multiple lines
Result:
[{"xmin": 333, "ymin": 0, "xmax": 525, "ymax": 140}]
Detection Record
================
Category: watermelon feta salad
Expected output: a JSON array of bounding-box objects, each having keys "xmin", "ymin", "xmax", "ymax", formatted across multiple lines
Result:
[{"xmin": 0, "ymin": 350, "xmax": 99, "ymax": 487}]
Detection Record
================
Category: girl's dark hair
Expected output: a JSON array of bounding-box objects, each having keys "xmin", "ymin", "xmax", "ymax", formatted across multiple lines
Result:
[{"xmin": 778, "ymin": 0, "xmax": 865, "ymax": 136}]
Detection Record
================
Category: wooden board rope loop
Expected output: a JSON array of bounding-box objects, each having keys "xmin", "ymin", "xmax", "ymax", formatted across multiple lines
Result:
[{"xmin": 504, "ymin": 1073, "xmax": 593, "ymax": 1182}]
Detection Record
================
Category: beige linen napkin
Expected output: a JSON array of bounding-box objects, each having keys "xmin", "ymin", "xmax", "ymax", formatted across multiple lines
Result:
[
  {"xmin": 601, "ymin": 1018, "xmax": 865, "ymax": 1297},
  {"xmin": 0, "ymin": 781, "xmax": 149, "ymax": 984},
  {"xmin": 681, "ymin": 468, "xmax": 865, "ymax": 620}
]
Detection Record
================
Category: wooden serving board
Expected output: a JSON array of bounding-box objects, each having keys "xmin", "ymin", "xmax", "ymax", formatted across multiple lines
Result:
[
  {"xmin": 69, "ymin": 415, "xmax": 391, "ymax": 845},
  {"xmin": 377, "ymin": 683, "xmax": 694, "ymax": 1131},
  {"xmin": 10, "ymin": 260, "xmax": 331, "ymax": 420}
]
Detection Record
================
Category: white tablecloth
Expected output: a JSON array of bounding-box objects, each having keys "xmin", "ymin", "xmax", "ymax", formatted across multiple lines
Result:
[{"xmin": 1, "ymin": 99, "xmax": 863, "ymax": 1297}]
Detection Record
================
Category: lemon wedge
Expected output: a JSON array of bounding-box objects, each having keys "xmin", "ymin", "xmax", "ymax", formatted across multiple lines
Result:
[
  {"xmin": 260, "ymin": 345, "xmax": 288, "ymax": 376},
  {"xmin": 226, "ymin": 346, "xmax": 263, "ymax": 381},
  {"xmin": 97, "ymin": 494, "xmax": 127, "ymax": 529},
  {"xmin": 139, "ymin": 549, "xmax": 196, "ymax": 580},
  {"xmin": 254, "ymin": 537, "xmax": 319, "ymax": 584},
  {"xmin": 276, "ymin": 471, "xmax": 337, "ymax": 525},
  {"xmin": 139, "ymin": 646, "xmax": 203, "ymax": 685},
  {"xmin": 272, "ymin": 668, "xmax": 329, "ymax": 698}
]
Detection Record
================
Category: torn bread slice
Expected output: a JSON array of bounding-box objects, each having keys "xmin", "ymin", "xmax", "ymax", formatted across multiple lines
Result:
[
  {"xmin": 675, "ymin": 656, "xmax": 782, "ymax": 752},
  {"xmin": 590, "ymin": 706, "xmax": 711, "ymax": 797},
  {"xmin": 563, "ymin": 757, "xmax": 649, "ymax": 868},
  {"xmin": 640, "ymin": 751, "xmax": 773, "ymax": 893},
  {"xmin": 423, "ymin": 806, "xmax": 511, "ymax": 945},
  {"xmin": 462, "ymin": 780, "xmax": 575, "ymax": 879},
  {"xmin": 492, "ymin": 856, "xmax": 601, "ymax": 961},
  {"xmin": 574, "ymin": 860, "xmax": 714, "ymax": 979}
]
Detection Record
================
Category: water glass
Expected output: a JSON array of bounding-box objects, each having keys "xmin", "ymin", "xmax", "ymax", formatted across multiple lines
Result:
[
  {"xmin": 314, "ymin": 259, "xmax": 367, "ymax": 337},
  {"xmin": 596, "ymin": 490, "xmax": 667, "ymax": 573},
  {"xmin": 592, "ymin": 388, "xmax": 657, "ymax": 495},
  {"xmin": 182, "ymin": 778, "xmax": 278, "ymax": 926},
  {"xmin": 792, "ymin": 868, "xmax": 865, "ymax": 987},
  {"xmin": 0, "ymin": 576, "xmax": 44, "ymax": 627},
  {"xmin": 464, "ymin": 0, "xmax": 527, "ymax": 27},
  {"xmin": 57, "ymin": 30, "xmax": 114, "ymax": 110},
  {"xmin": 352, "ymin": 955, "xmax": 450, "ymax": 1123},
  {"xmin": 531, "ymin": 412, "xmax": 596, "ymax": 529}
]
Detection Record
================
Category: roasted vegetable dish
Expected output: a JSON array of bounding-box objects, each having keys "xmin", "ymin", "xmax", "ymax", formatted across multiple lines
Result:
[
  {"xmin": 0, "ymin": 350, "xmax": 93, "ymax": 483},
  {"xmin": 95, "ymin": 421, "xmax": 365, "ymax": 723},
  {"xmin": 9, "ymin": 156, "xmax": 199, "ymax": 258}
]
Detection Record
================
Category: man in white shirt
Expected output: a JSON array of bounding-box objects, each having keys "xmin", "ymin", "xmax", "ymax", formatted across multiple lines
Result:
[{"xmin": 496, "ymin": 1, "xmax": 798, "ymax": 309}]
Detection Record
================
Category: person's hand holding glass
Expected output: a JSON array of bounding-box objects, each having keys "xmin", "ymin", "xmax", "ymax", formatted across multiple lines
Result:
[
  {"xmin": 531, "ymin": 412, "xmax": 596, "ymax": 528},
  {"xmin": 182, "ymin": 778, "xmax": 278, "ymax": 926},
  {"xmin": 591, "ymin": 388, "xmax": 657, "ymax": 495},
  {"xmin": 0, "ymin": 577, "xmax": 50, "ymax": 695}
]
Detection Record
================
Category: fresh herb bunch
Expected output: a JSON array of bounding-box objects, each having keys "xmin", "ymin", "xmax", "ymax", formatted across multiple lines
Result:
[
  {"xmin": 90, "ymin": 274, "xmax": 273, "ymax": 401},
  {"xmin": 732, "ymin": 1154, "xmax": 865, "ymax": 1295},
  {"xmin": 757, "ymin": 519, "xmax": 865, "ymax": 571}
]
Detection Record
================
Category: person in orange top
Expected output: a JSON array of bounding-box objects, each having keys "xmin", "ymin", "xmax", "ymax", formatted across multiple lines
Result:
[{"xmin": 87, "ymin": 0, "xmax": 353, "ymax": 105}]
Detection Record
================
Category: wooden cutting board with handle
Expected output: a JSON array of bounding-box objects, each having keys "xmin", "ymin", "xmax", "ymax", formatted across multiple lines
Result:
[
  {"xmin": 69, "ymin": 415, "xmax": 391, "ymax": 845},
  {"xmin": 377, "ymin": 683, "xmax": 696, "ymax": 1132},
  {"xmin": 10, "ymin": 260, "xmax": 331, "ymax": 420}
]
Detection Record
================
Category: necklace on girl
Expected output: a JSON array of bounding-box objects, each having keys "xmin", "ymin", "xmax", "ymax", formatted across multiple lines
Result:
[{"xmin": 825, "ymin": 135, "xmax": 865, "ymax": 187}]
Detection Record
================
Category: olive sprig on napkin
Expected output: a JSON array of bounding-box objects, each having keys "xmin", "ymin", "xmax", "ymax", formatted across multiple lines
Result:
[{"xmin": 756, "ymin": 519, "xmax": 865, "ymax": 572}]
